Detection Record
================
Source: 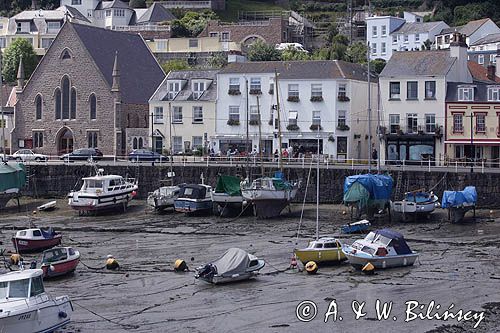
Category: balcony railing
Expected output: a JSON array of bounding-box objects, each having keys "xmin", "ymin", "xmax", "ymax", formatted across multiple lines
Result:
[{"xmin": 112, "ymin": 25, "xmax": 171, "ymax": 32}]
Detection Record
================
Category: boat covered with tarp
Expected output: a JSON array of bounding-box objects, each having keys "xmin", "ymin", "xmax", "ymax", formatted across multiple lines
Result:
[
  {"xmin": 0, "ymin": 163, "xmax": 26, "ymax": 209},
  {"xmin": 442, "ymin": 186, "xmax": 477, "ymax": 223},
  {"xmin": 212, "ymin": 175, "xmax": 250, "ymax": 216},
  {"xmin": 343, "ymin": 174, "xmax": 393, "ymax": 217},
  {"xmin": 195, "ymin": 248, "xmax": 265, "ymax": 284}
]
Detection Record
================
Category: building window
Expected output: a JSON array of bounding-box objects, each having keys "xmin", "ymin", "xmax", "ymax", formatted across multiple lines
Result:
[
  {"xmin": 89, "ymin": 93, "xmax": 96, "ymax": 120},
  {"xmin": 47, "ymin": 21, "xmax": 60, "ymax": 32},
  {"xmin": 490, "ymin": 54, "xmax": 497, "ymax": 64},
  {"xmin": 70, "ymin": 87, "xmax": 76, "ymax": 119},
  {"xmin": 88, "ymin": 132, "xmax": 98, "ymax": 148},
  {"xmin": 437, "ymin": 36, "xmax": 442, "ymax": 44},
  {"xmin": 173, "ymin": 106, "xmax": 182, "ymax": 123},
  {"xmin": 453, "ymin": 113, "xmax": 463, "ymax": 133},
  {"xmin": 404, "ymin": 35, "xmax": 408, "ymax": 43},
  {"xmin": 189, "ymin": 39, "xmax": 198, "ymax": 48},
  {"xmin": 41, "ymin": 38, "xmax": 54, "ymax": 49},
  {"xmin": 288, "ymin": 111, "xmax": 298, "ymax": 126},
  {"xmin": 288, "ymin": 84, "xmax": 299, "ymax": 98},
  {"xmin": 229, "ymin": 78, "xmax": 240, "ymax": 91},
  {"xmin": 407, "ymin": 81, "xmax": 418, "ymax": 100},
  {"xmin": 35, "ymin": 95, "xmax": 42, "ymax": 120},
  {"xmin": 61, "ymin": 76, "xmax": 70, "ymax": 119},
  {"xmin": 312, "ymin": 111, "xmax": 321, "ymax": 126},
  {"xmin": 168, "ymin": 81, "xmax": 180, "ymax": 99},
  {"xmin": 425, "ymin": 114, "xmax": 435, "ymax": 133},
  {"xmin": 389, "ymin": 114, "xmax": 400, "ymax": 133},
  {"xmin": 407, "ymin": 113, "xmax": 418, "ymax": 133},
  {"xmin": 154, "ymin": 106, "xmax": 163, "ymax": 124},
  {"xmin": 221, "ymin": 32, "xmax": 230, "ymax": 41},
  {"xmin": 0, "ymin": 37, "xmax": 5, "ymax": 48},
  {"xmin": 338, "ymin": 83, "xmax": 347, "ymax": 99},
  {"xmin": 389, "ymin": 82, "xmax": 400, "ymax": 99},
  {"xmin": 371, "ymin": 43, "xmax": 377, "ymax": 55},
  {"xmin": 311, "ymin": 84, "xmax": 322, "ymax": 98},
  {"xmin": 458, "ymin": 87, "xmax": 474, "ymax": 101},
  {"xmin": 476, "ymin": 113, "xmax": 486, "ymax": 133},
  {"xmin": 337, "ymin": 110, "xmax": 346, "ymax": 127},
  {"xmin": 337, "ymin": 137, "xmax": 347, "ymax": 154},
  {"xmin": 114, "ymin": 9, "xmax": 124, "ymax": 16},
  {"xmin": 269, "ymin": 82, "xmax": 274, "ymax": 94},
  {"xmin": 173, "ymin": 136, "xmax": 183, "ymax": 153},
  {"xmin": 415, "ymin": 34, "xmax": 420, "ymax": 42},
  {"xmin": 229, "ymin": 106, "xmax": 239, "ymax": 122},
  {"xmin": 392, "ymin": 35, "xmax": 397, "ymax": 44},
  {"xmin": 249, "ymin": 105, "xmax": 259, "ymax": 122},
  {"xmin": 372, "ymin": 26, "xmax": 377, "ymax": 37},
  {"xmin": 444, "ymin": 35, "xmax": 450, "ymax": 44},
  {"xmin": 33, "ymin": 132, "xmax": 43, "ymax": 148},
  {"xmin": 478, "ymin": 54, "xmax": 484, "ymax": 65},
  {"xmin": 209, "ymin": 32, "xmax": 218, "ymax": 37},
  {"xmin": 156, "ymin": 40, "xmax": 166, "ymax": 50},
  {"xmin": 381, "ymin": 25, "xmax": 387, "ymax": 37},
  {"xmin": 488, "ymin": 87, "xmax": 500, "ymax": 101},
  {"xmin": 55, "ymin": 88, "xmax": 61, "ymax": 120},
  {"xmin": 105, "ymin": 10, "xmax": 111, "ymax": 17},
  {"xmin": 193, "ymin": 81, "xmax": 205, "ymax": 99},
  {"xmin": 192, "ymin": 136, "xmax": 203, "ymax": 149},
  {"xmin": 425, "ymin": 81, "xmax": 436, "ymax": 99},
  {"xmin": 72, "ymin": 0, "xmax": 82, "ymax": 4},
  {"xmin": 381, "ymin": 42, "xmax": 386, "ymax": 54},
  {"xmin": 192, "ymin": 106, "xmax": 203, "ymax": 123},
  {"xmin": 250, "ymin": 77, "xmax": 261, "ymax": 91}
]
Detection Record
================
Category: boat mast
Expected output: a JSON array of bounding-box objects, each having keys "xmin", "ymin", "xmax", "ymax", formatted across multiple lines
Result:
[
  {"xmin": 367, "ymin": 0, "xmax": 372, "ymax": 172},
  {"xmin": 245, "ymin": 78, "xmax": 249, "ymax": 175},
  {"xmin": 316, "ymin": 127, "xmax": 320, "ymax": 240},
  {"xmin": 1, "ymin": 49, "xmax": 5, "ymax": 162},
  {"xmin": 169, "ymin": 101, "xmax": 174, "ymax": 183},
  {"xmin": 275, "ymin": 69, "xmax": 283, "ymax": 172},
  {"xmin": 256, "ymin": 95, "xmax": 264, "ymax": 177}
]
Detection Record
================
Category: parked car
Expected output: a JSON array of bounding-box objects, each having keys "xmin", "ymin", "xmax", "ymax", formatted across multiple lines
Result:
[
  {"xmin": 10, "ymin": 149, "xmax": 48, "ymax": 162},
  {"xmin": 60, "ymin": 148, "xmax": 103, "ymax": 161},
  {"xmin": 128, "ymin": 149, "xmax": 168, "ymax": 162}
]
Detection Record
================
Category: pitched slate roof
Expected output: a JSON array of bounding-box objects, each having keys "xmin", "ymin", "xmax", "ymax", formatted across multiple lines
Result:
[
  {"xmin": 136, "ymin": 3, "xmax": 176, "ymax": 24},
  {"xmin": 99, "ymin": 0, "xmax": 130, "ymax": 9},
  {"xmin": 70, "ymin": 22, "xmax": 165, "ymax": 104},
  {"xmin": 470, "ymin": 33, "xmax": 500, "ymax": 46},
  {"xmin": 446, "ymin": 81, "xmax": 499, "ymax": 102},
  {"xmin": 393, "ymin": 21, "xmax": 446, "ymax": 35},
  {"xmin": 220, "ymin": 60, "xmax": 375, "ymax": 82},
  {"xmin": 380, "ymin": 50, "xmax": 455, "ymax": 77},
  {"xmin": 153, "ymin": 69, "xmax": 219, "ymax": 102},
  {"xmin": 438, "ymin": 18, "xmax": 492, "ymax": 36}
]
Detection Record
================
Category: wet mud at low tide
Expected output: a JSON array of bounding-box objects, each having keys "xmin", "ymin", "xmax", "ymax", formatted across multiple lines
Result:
[{"xmin": 1, "ymin": 199, "xmax": 499, "ymax": 333}]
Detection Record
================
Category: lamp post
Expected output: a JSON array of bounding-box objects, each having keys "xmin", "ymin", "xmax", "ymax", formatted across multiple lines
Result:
[{"xmin": 470, "ymin": 112, "xmax": 474, "ymax": 173}]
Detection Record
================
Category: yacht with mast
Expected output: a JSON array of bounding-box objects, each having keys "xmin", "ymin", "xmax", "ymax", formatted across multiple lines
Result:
[{"xmin": 241, "ymin": 69, "xmax": 299, "ymax": 218}]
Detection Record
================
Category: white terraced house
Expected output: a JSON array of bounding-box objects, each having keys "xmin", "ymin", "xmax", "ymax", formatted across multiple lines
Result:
[{"xmin": 213, "ymin": 60, "xmax": 378, "ymax": 161}]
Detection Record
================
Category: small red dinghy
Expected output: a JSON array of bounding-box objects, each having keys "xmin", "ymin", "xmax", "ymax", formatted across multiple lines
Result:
[
  {"xmin": 12, "ymin": 228, "xmax": 62, "ymax": 253},
  {"xmin": 41, "ymin": 247, "xmax": 80, "ymax": 279}
]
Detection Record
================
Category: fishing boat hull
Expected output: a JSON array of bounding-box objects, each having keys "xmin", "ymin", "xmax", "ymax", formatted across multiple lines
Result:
[
  {"xmin": 212, "ymin": 193, "xmax": 252, "ymax": 217},
  {"xmin": 147, "ymin": 186, "xmax": 180, "ymax": 211},
  {"xmin": 242, "ymin": 188, "xmax": 298, "ymax": 218},
  {"xmin": 68, "ymin": 186, "xmax": 137, "ymax": 212},
  {"xmin": 294, "ymin": 248, "xmax": 346, "ymax": 265},
  {"xmin": 0, "ymin": 296, "xmax": 72, "ymax": 333},
  {"xmin": 41, "ymin": 258, "xmax": 79, "ymax": 279},
  {"xmin": 37, "ymin": 200, "xmax": 57, "ymax": 211},
  {"xmin": 342, "ymin": 245, "xmax": 419, "ymax": 269},
  {"xmin": 448, "ymin": 205, "xmax": 475, "ymax": 223},
  {"xmin": 341, "ymin": 220, "xmax": 371, "ymax": 234},
  {"xmin": 12, "ymin": 236, "xmax": 62, "ymax": 253},
  {"xmin": 174, "ymin": 198, "xmax": 213, "ymax": 214}
]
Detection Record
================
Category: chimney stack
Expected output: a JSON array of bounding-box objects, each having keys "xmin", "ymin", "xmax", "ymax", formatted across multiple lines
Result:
[
  {"xmin": 487, "ymin": 64, "xmax": 496, "ymax": 81},
  {"xmin": 449, "ymin": 32, "xmax": 470, "ymax": 82},
  {"xmin": 31, "ymin": 0, "xmax": 38, "ymax": 10}
]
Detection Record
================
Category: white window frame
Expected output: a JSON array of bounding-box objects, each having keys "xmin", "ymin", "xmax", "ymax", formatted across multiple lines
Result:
[
  {"xmin": 193, "ymin": 81, "xmax": 205, "ymax": 99},
  {"xmin": 250, "ymin": 77, "xmax": 261, "ymax": 91},
  {"xmin": 478, "ymin": 54, "xmax": 484, "ymax": 65},
  {"xmin": 288, "ymin": 84, "xmax": 299, "ymax": 98},
  {"xmin": 488, "ymin": 86, "xmax": 500, "ymax": 101},
  {"xmin": 288, "ymin": 111, "xmax": 298, "ymax": 126},
  {"xmin": 372, "ymin": 26, "xmax": 377, "ymax": 37},
  {"xmin": 389, "ymin": 82, "xmax": 401, "ymax": 99},
  {"xmin": 425, "ymin": 114, "xmax": 435, "ymax": 133},
  {"xmin": 337, "ymin": 110, "xmax": 347, "ymax": 127},
  {"xmin": 389, "ymin": 114, "xmax": 400, "ymax": 133},
  {"xmin": 407, "ymin": 113, "xmax": 418, "ymax": 133},
  {"xmin": 192, "ymin": 106, "xmax": 203, "ymax": 123},
  {"xmin": 154, "ymin": 106, "xmax": 163, "ymax": 124},
  {"xmin": 404, "ymin": 35, "xmax": 409, "ymax": 43},
  {"xmin": 229, "ymin": 106, "xmax": 239, "ymax": 122},
  {"xmin": 476, "ymin": 113, "xmax": 486, "ymax": 133},
  {"xmin": 192, "ymin": 136, "xmax": 203, "ymax": 149},
  {"xmin": 157, "ymin": 40, "xmax": 167, "ymax": 51},
  {"xmin": 381, "ymin": 25, "xmax": 387, "ymax": 37},
  {"xmin": 312, "ymin": 111, "xmax": 321, "ymax": 126},
  {"xmin": 392, "ymin": 35, "xmax": 397, "ymax": 44},
  {"xmin": 458, "ymin": 87, "xmax": 474, "ymax": 101},
  {"xmin": 249, "ymin": 105, "xmax": 259, "ymax": 122},
  {"xmin": 453, "ymin": 113, "xmax": 463, "ymax": 133},
  {"xmin": 381, "ymin": 42, "xmax": 386, "ymax": 55},
  {"xmin": 371, "ymin": 43, "xmax": 377, "ymax": 55},
  {"xmin": 173, "ymin": 106, "xmax": 183, "ymax": 123},
  {"xmin": 311, "ymin": 84, "xmax": 322, "ymax": 97},
  {"xmin": 415, "ymin": 33, "xmax": 420, "ymax": 42},
  {"xmin": 229, "ymin": 78, "xmax": 240, "ymax": 91},
  {"xmin": 173, "ymin": 136, "xmax": 183, "ymax": 153}
]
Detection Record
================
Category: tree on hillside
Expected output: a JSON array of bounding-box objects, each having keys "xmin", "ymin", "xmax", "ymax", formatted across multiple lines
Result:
[
  {"xmin": 346, "ymin": 41, "xmax": 368, "ymax": 64},
  {"xmin": 129, "ymin": 0, "xmax": 146, "ymax": 8},
  {"xmin": 370, "ymin": 58, "xmax": 386, "ymax": 74},
  {"xmin": 329, "ymin": 34, "xmax": 349, "ymax": 61},
  {"xmin": 207, "ymin": 52, "xmax": 227, "ymax": 69},
  {"xmin": 2, "ymin": 38, "xmax": 38, "ymax": 83},
  {"xmin": 161, "ymin": 59, "xmax": 190, "ymax": 74},
  {"xmin": 171, "ymin": 10, "xmax": 217, "ymax": 38},
  {"xmin": 281, "ymin": 46, "xmax": 311, "ymax": 61},
  {"xmin": 247, "ymin": 40, "xmax": 282, "ymax": 62}
]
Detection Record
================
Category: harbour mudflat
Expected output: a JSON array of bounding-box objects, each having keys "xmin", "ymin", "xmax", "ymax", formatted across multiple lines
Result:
[{"xmin": 1, "ymin": 199, "xmax": 499, "ymax": 332}]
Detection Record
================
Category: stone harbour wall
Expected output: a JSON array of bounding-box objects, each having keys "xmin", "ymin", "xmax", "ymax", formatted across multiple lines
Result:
[{"xmin": 22, "ymin": 164, "xmax": 500, "ymax": 208}]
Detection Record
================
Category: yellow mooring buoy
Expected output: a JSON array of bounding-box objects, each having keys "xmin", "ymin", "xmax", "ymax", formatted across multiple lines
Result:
[
  {"xmin": 362, "ymin": 262, "xmax": 375, "ymax": 275},
  {"xmin": 174, "ymin": 259, "xmax": 188, "ymax": 272},
  {"xmin": 105, "ymin": 255, "xmax": 119, "ymax": 270},
  {"xmin": 10, "ymin": 253, "xmax": 21, "ymax": 265},
  {"xmin": 305, "ymin": 261, "xmax": 318, "ymax": 275}
]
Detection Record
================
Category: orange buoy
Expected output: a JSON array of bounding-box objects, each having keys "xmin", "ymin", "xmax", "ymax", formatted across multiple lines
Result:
[
  {"xmin": 305, "ymin": 261, "xmax": 318, "ymax": 274},
  {"xmin": 174, "ymin": 259, "xmax": 188, "ymax": 272}
]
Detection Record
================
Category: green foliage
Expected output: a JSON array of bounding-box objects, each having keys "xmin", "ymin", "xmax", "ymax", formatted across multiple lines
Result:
[
  {"xmin": 207, "ymin": 53, "xmax": 228, "ymax": 69},
  {"xmin": 370, "ymin": 58, "xmax": 387, "ymax": 74},
  {"xmin": 453, "ymin": 3, "xmax": 487, "ymax": 26},
  {"xmin": 346, "ymin": 42, "xmax": 368, "ymax": 64},
  {"xmin": 2, "ymin": 38, "xmax": 38, "ymax": 83},
  {"xmin": 161, "ymin": 59, "xmax": 189, "ymax": 74},
  {"xmin": 170, "ymin": 10, "xmax": 217, "ymax": 38},
  {"xmin": 281, "ymin": 47, "xmax": 311, "ymax": 61},
  {"xmin": 129, "ymin": 0, "xmax": 147, "ymax": 9},
  {"xmin": 247, "ymin": 40, "xmax": 282, "ymax": 62}
]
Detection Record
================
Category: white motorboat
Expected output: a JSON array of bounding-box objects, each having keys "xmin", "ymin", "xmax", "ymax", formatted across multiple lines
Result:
[
  {"xmin": 212, "ymin": 175, "xmax": 252, "ymax": 216},
  {"xmin": 241, "ymin": 176, "xmax": 299, "ymax": 218},
  {"xmin": 391, "ymin": 190, "xmax": 439, "ymax": 221},
  {"xmin": 147, "ymin": 185, "xmax": 181, "ymax": 211},
  {"xmin": 68, "ymin": 168, "xmax": 138, "ymax": 214},
  {"xmin": 37, "ymin": 200, "xmax": 57, "ymax": 211},
  {"xmin": 0, "ymin": 269, "xmax": 73, "ymax": 332},
  {"xmin": 195, "ymin": 248, "xmax": 265, "ymax": 284},
  {"xmin": 342, "ymin": 229, "xmax": 419, "ymax": 270},
  {"xmin": 174, "ymin": 184, "xmax": 213, "ymax": 215}
]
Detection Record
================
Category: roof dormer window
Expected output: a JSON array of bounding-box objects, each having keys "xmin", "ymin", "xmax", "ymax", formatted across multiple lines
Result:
[
  {"xmin": 488, "ymin": 86, "xmax": 500, "ymax": 101},
  {"xmin": 168, "ymin": 81, "xmax": 180, "ymax": 100},
  {"xmin": 458, "ymin": 87, "xmax": 474, "ymax": 101},
  {"xmin": 193, "ymin": 81, "xmax": 205, "ymax": 100}
]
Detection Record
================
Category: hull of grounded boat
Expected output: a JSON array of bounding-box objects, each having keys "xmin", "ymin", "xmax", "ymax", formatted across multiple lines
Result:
[
  {"xmin": 41, "ymin": 257, "xmax": 80, "ymax": 279},
  {"xmin": 242, "ymin": 188, "xmax": 298, "ymax": 218},
  {"xmin": 147, "ymin": 186, "xmax": 180, "ymax": 211},
  {"xmin": 68, "ymin": 186, "xmax": 137, "ymax": 212},
  {"xmin": 448, "ymin": 205, "xmax": 475, "ymax": 223},
  {"xmin": 342, "ymin": 245, "xmax": 419, "ymax": 270},
  {"xmin": 12, "ymin": 236, "xmax": 62, "ymax": 253},
  {"xmin": 174, "ymin": 198, "xmax": 213, "ymax": 214},
  {"xmin": 0, "ymin": 295, "xmax": 72, "ymax": 333},
  {"xmin": 211, "ymin": 193, "xmax": 252, "ymax": 217},
  {"xmin": 294, "ymin": 248, "xmax": 346, "ymax": 265}
]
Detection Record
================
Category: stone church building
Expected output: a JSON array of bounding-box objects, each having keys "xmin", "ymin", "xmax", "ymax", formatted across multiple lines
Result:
[{"xmin": 12, "ymin": 22, "xmax": 165, "ymax": 157}]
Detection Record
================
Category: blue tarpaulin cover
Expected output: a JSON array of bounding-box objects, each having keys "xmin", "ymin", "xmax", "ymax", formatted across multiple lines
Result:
[
  {"xmin": 343, "ymin": 174, "xmax": 393, "ymax": 210},
  {"xmin": 441, "ymin": 186, "xmax": 477, "ymax": 209}
]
